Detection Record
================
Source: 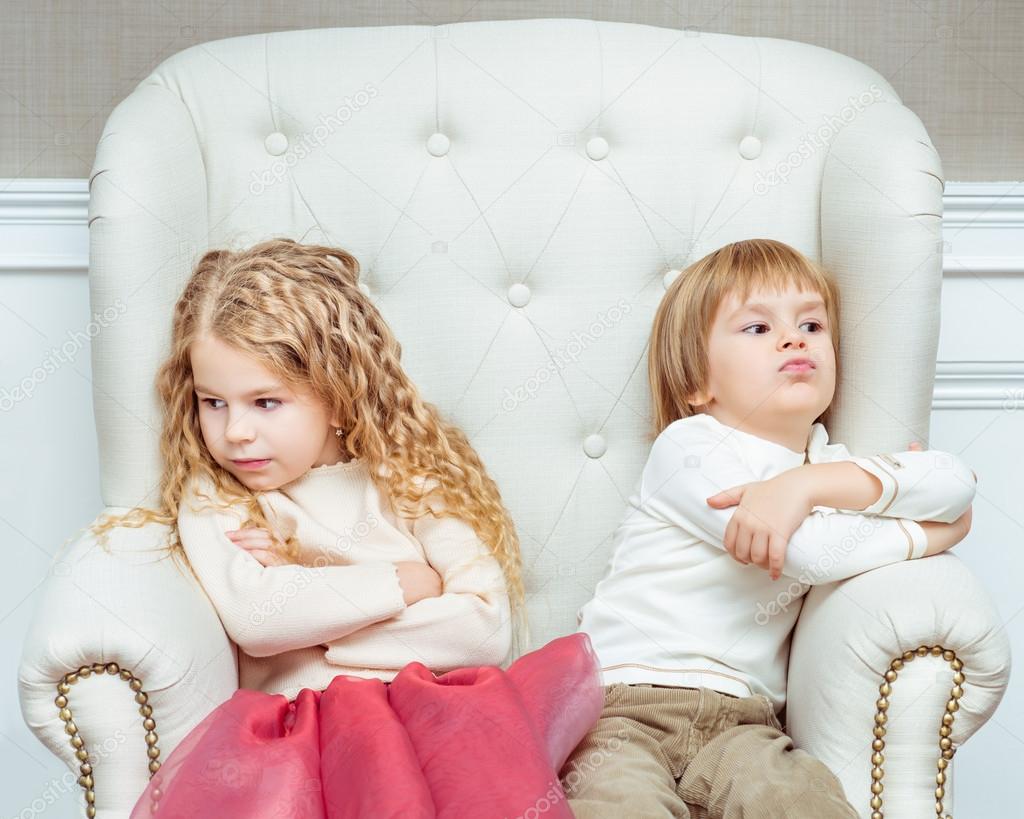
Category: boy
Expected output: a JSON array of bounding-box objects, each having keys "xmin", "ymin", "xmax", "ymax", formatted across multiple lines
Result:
[{"xmin": 562, "ymin": 239, "xmax": 975, "ymax": 818}]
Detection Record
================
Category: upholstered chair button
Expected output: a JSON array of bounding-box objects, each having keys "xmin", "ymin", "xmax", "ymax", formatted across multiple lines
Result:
[
  {"xmin": 264, "ymin": 132, "xmax": 289, "ymax": 156},
  {"xmin": 739, "ymin": 135, "xmax": 762, "ymax": 159},
  {"xmin": 427, "ymin": 133, "xmax": 450, "ymax": 157},
  {"xmin": 507, "ymin": 283, "xmax": 531, "ymax": 307},
  {"xmin": 583, "ymin": 434, "xmax": 607, "ymax": 458},
  {"xmin": 662, "ymin": 269, "xmax": 681, "ymax": 289},
  {"xmin": 586, "ymin": 136, "xmax": 610, "ymax": 160}
]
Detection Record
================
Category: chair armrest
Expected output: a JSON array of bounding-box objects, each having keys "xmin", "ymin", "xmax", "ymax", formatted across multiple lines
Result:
[
  {"xmin": 18, "ymin": 510, "xmax": 239, "ymax": 819},
  {"xmin": 787, "ymin": 553, "xmax": 1010, "ymax": 819}
]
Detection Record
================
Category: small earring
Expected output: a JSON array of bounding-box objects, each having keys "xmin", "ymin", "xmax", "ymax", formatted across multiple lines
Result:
[{"xmin": 335, "ymin": 427, "xmax": 344, "ymax": 438}]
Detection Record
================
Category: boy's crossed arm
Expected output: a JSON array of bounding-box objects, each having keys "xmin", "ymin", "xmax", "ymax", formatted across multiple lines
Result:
[
  {"xmin": 704, "ymin": 440, "xmax": 976, "ymax": 579},
  {"xmin": 643, "ymin": 430, "xmax": 975, "ymax": 585}
]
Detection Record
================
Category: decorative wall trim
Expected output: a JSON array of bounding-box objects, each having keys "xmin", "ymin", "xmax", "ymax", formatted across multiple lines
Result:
[
  {"xmin": 941, "ymin": 182, "xmax": 1024, "ymax": 230},
  {"xmin": 0, "ymin": 255, "xmax": 87, "ymax": 273},
  {"xmin": 0, "ymin": 179, "xmax": 89, "ymax": 274},
  {"xmin": 943, "ymin": 256, "xmax": 1024, "ymax": 277},
  {"xmin": 933, "ymin": 362, "xmax": 1024, "ymax": 410},
  {"xmin": 0, "ymin": 179, "xmax": 88, "ymax": 225}
]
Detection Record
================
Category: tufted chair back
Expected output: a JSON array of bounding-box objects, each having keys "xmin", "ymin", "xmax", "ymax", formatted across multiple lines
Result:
[{"xmin": 88, "ymin": 19, "xmax": 943, "ymax": 653}]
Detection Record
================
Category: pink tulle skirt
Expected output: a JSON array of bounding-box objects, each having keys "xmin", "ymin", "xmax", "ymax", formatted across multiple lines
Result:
[{"xmin": 130, "ymin": 633, "xmax": 603, "ymax": 818}]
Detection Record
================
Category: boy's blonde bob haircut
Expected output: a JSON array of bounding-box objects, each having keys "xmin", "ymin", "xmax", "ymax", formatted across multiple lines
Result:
[{"xmin": 647, "ymin": 238, "xmax": 842, "ymax": 441}]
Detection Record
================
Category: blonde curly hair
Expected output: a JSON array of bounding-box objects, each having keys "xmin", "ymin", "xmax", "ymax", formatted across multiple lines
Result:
[{"xmin": 88, "ymin": 237, "xmax": 529, "ymax": 658}]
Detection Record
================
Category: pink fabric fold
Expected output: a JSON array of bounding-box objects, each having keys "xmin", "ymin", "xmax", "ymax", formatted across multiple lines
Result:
[{"xmin": 130, "ymin": 633, "xmax": 603, "ymax": 818}]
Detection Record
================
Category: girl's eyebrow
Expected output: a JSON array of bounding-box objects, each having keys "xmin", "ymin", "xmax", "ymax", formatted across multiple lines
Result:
[{"xmin": 194, "ymin": 384, "xmax": 284, "ymax": 397}]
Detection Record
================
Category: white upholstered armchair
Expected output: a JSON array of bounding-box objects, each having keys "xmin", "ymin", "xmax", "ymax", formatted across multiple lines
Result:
[{"xmin": 18, "ymin": 18, "xmax": 1010, "ymax": 819}]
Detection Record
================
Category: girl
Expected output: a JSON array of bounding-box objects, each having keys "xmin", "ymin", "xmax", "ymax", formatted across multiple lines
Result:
[
  {"xmin": 563, "ymin": 238, "xmax": 975, "ymax": 818},
  {"xmin": 88, "ymin": 238, "xmax": 603, "ymax": 818}
]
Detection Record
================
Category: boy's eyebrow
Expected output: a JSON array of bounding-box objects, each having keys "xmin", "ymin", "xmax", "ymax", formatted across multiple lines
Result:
[
  {"xmin": 729, "ymin": 298, "xmax": 826, "ymax": 319},
  {"xmin": 193, "ymin": 383, "xmax": 285, "ymax": 396}
]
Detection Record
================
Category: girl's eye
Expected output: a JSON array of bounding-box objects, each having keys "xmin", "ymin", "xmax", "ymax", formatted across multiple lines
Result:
[
  {"xmin": 199, "ymin": 398, "xmax": 280, "ymax": 409},
  {"xmin": 801, "ymin": 321, "xmax": 824, "ymax": 332},
  {"xmin": 742, "ymin": 323, "xmax": 769, "ymax": 334}
]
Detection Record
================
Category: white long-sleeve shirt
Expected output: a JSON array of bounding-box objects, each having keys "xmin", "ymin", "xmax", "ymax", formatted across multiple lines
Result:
[
  {"xmin": 575, "ymin": 412, "xmax": 976, "ymax": 713},
  {"xmin": 178, "ymin": 459, "xmax": 512, "ymax": 700}
]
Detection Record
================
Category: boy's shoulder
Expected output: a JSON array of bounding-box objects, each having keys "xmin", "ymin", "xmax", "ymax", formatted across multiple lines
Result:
[
  {"xmin": 652, "ymin": 415, "xmax": 846, "ymax": 466},
  {"xmin": 647, "ymin": 414, "xmax": 737, "ymax": 468},
  {"xmin": 656, "ymin": 413, "xmax": 731, "ymax": 449}
]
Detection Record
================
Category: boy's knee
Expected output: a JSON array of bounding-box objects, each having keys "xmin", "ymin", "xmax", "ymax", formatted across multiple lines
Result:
[
  {"xmin": 775, "ymin": 773, "xmax": 858, "ymax": 819},
  {"xmin": 746, "ymin": 745, "xmax": 857, "ymax": 818}
]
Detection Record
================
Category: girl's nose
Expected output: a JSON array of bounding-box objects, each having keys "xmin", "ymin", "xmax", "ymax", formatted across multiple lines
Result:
[{"xmin": 224, "ymin": 416, "xmax": 256, "ymax": 443}]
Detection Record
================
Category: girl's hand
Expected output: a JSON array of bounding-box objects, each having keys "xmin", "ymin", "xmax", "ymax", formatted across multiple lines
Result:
[
  {"xmin": 394, "ymin": 561, "xmax": 443, "ymax": 605},
  {"xmin": 226, "ymin": 527, "xmax": 290, "ymax": 567},
  {"xmin": 705, "ymin": 471, "xmax": 814, "ymax": 580}
]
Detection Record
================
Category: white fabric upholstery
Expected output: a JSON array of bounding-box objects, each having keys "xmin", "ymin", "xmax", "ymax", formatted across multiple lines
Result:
[{"xmin": 19, "ymin": 19, "xmax": 1010, "ymax": 818}]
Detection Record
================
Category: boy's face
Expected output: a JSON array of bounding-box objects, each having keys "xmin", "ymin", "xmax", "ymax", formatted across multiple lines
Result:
[
  {"xmin": 190, "ymin": 334, "xmax": 344, "ymax": 491},
  {"xmin": 689, "ymin": 284, "xmax": 836, "ymax": 447}
]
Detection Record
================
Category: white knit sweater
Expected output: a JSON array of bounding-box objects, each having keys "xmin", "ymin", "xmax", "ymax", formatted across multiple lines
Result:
[
  {"xmin": 178, "ymin": 459, "xmax": 513, "ymax": 700},
  {"xmin": 576, "ymin": 412, "xmax": 977, "ymax": 713}
]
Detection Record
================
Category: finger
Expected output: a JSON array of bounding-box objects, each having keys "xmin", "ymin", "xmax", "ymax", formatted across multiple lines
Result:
[
  {"xmin": 233, "ymin": 536, "xmax": 276, "ymax": 555},
  {"xmin": 707, "ymin": 488, "xmax": 740, "ymax": 508},
  {"xmin": 733, "ymin": 522, "xmax": 752, "ymax": 564},
  {"xmin": 251, "ymin": 549, "xmax": 287, "ymax": 566},
  {"xmin": 229, "ymin": 532, "xmax": 272, "ymax": 548},
  {"xmin": 749, "ymin": 531, "xmax": 769, "ymax": 569},
  {"xmin": 768, "ymin": 535, "xmax": 785, "ymax": 580},
  {"xmin": 723, "ymin": 514, "xmax": 736, "ymax": 556}
]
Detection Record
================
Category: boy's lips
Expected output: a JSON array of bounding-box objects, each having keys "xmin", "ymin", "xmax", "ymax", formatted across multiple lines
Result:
[{"xmin": 779, "ymin": 357, "xmax": 815, "ymax": 372}]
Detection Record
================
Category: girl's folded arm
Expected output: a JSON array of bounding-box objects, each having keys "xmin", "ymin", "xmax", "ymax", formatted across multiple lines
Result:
[
  {"xmin": 641, "ymin": 429, "xmax": 927, "ymax": 586},
  {"xmin": 178, "ymin": 494, "xmax": 407, "ymax": 658},
  {"xmin": 321, "ymin": 512, "xmax": 512, "ymax": 670}
]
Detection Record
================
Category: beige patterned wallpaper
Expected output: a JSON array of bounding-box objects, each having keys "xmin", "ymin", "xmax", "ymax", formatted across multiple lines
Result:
[{"xmin": 2, "ymin": 0, "xmax": 1020, "ymax": 181}]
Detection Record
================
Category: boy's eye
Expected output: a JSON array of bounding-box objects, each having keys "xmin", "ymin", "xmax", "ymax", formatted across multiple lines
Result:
[{"xmin": 742, "ymin": 321, "xmax": 824, "ymax": 334}]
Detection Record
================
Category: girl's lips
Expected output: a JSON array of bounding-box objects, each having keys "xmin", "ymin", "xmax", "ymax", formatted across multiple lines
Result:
[
  {"xmin": 233, "ymin": 459, "xmax": 271, "ymax": 470},
  {"xmin": 780, "ymin": 362, "xmax": 814, "ymax": 373}
]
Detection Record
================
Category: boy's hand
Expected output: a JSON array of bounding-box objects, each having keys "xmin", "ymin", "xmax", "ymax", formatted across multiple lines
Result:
[
  {"xmin": 706, "ymin": 471, "xmax": 814, "ymax": 580},
  {"xmin": 920, "ymin": 505, "xmax": 973, "ymax": 556},
  {"xmin": 226, "ymin": 527, "xmax": 291, "ymax": 567}
]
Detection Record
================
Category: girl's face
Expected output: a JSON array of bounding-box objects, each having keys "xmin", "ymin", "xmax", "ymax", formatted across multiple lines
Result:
[
  {"xmin": 190, "ymin": 335, "xmax": 345, "ymax": 491},
  {"xmin": 689, "ymin": 283, "xmax": 836, "ymax": 452}
]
